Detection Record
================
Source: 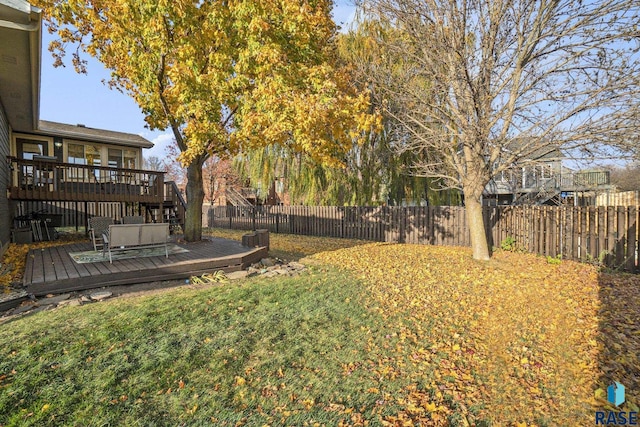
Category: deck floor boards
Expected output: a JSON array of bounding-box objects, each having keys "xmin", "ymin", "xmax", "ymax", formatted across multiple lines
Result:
[{"xmin": 24, "ymin": 237, "xmax": 267, "ymax": 296}]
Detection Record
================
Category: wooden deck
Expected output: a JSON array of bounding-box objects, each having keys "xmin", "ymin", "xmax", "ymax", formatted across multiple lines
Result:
[
  {"xmin": 7, "ymin": 156, "xmax": 165, "ymax": 203},
  {"xmin": 24, "ymin": 237, "xmax": 268, "ymax": 297}
]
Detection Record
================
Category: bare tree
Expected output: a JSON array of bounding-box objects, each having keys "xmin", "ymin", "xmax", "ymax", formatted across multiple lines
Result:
[
  {"xmin": 609, "ymin": 163, "xmax": 640, "ymax": 191},
  {"xmin": 203, "ymin": 157, "xmax": 240, "ymax": 205},
  {"xmin": 356, "ymin": 0, "xmax": 640, "ymax": 259},
  {"xmin": 143, "ymin": 156, "xmax": 164, "ymax": 172}
]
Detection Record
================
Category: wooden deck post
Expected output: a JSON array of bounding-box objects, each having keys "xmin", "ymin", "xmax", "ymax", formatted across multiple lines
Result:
[
  {"xmin": 242, "ymin": 232, "xmax": 258, "ymax": 247},
  {"xmin": 256, "ymin": 229, "xmax": 270, "ymax": 250}
]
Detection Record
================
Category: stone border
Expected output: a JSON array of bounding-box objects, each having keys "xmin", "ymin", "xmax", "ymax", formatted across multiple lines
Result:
[{"xmin": 1, "ymin": 257, "xmax": 308, "ymax": 323}]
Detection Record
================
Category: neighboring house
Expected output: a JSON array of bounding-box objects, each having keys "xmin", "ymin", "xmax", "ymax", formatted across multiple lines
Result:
[
  {"xmin": 483, "ymin": 146, "xmax": 612, "ymax": 206},
  {"xmin": 264, "ymin": 178, "xmax": 287, "ymax": 206},
  {"xmin": 0, "ymin": 0, "xmax": 184, "ymax": 255}
]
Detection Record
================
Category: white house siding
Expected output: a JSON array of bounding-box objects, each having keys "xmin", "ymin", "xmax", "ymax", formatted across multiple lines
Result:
[{"xmin": 0, "ymin": 104, "xmax": 10, "ymax": 254}]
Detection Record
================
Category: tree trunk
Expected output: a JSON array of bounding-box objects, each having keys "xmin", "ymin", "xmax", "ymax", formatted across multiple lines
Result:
[
  {"xmin": 464, "ymin": 187, "xmax": 491, "ymax": 261},
  {"xmin": 184, "ymin": 157, "xmax": 205, "ymax": 242}
]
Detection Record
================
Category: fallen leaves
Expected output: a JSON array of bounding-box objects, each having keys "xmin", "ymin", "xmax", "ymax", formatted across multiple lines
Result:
[
  {"xmin": 1, "ymin": 235, "xmax": 89, "ymax": 291},
  {"xmin": 3, "ymin": 232, "xmax": 639, "ymax": 426},
  {"xmin": 205, "ymin": 228, "xmax": 367, "ymax": 259},
  {"xmin": 0, "ymin": 244, "xmax": 29, "ymax": 290},
  {"xmin": 311, "ymin": 243, "xmax": 635, "ymax": 425}
]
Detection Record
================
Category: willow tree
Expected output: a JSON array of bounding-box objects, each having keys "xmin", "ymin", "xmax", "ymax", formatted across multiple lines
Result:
[
  {"xmin": 233, "ymin": 21, "xmax": 451, "ymax": 208},
  {"xmin": 337, "ymin": 17, "xmax": 458, "ymax": 206},
  {"xmin": 234, "ymin": 141, "xmax": 459, "ymax": 206},
  {"xmin": 37, "ymin": 0, "xmax": 370, "ymax": 240},
  {"xmin": 357, "ymin": 0, "xmax": 640, "ymax": 260},
  {"xmin": 235, "ymin": 145, "xmax": 356, "ymax": 205}
]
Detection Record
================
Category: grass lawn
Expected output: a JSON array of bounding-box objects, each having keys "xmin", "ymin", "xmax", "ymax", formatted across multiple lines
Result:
[
  {"xmin": 203, "ymin": 227, "xmax": 368, "ymax": 260},
  {"xmin": 1, "ymin": 230, "xmax": 639, "ymax": 426}
]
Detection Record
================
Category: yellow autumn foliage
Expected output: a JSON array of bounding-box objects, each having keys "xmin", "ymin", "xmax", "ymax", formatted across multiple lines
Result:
[
  {"xmin": 0, "ymin": 244, "xmax": 29, "ymax": 290},
  {"xmin": 5, "ymin": 228, "xmax": 639, "ymax": 425},
  {"xmin": 36, "ymin": 0, "xmax": 377, "ymax": 167}
]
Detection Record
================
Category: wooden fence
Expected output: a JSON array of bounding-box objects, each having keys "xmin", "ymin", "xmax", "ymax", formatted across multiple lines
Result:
[{"xmin": 207, "ymin": 205, "xmax": 639, "ymax": 273}]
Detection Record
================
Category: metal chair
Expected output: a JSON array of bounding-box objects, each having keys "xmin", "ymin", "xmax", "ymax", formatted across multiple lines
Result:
[
  {"xmin": 122, "ymin": 215, "xmax": 144, "ymax": 224},
  {"xmin": 88, "ymin": 216, "xmax": 114, "ymax": 251}
]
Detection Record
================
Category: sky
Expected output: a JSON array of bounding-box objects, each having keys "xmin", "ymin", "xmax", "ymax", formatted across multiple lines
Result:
[{"xmin": 38, "ymin": 2, "xmax": 357, "ymax": 160}]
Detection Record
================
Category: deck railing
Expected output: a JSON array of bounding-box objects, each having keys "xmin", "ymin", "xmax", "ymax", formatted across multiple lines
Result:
[
  {"xmin": 570, "ymin": 171, "xmax": 611, "ymax": 188},
  {"xmin": 489, "ymin": 170, "xmax": 611, "ymax": 195},
  {"xmin": 7, "ymin": 156, "xmax": 165, "ymax": 203}
]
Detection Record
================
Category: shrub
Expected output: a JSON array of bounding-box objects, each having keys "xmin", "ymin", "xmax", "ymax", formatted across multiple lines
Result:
[
  {"xmin": 546, "ymin": 254, "xmax": 562, "ymax": 265},
  {"xmin": 500, "ymin": 236, "xmax": 517, "ymax": 252}
]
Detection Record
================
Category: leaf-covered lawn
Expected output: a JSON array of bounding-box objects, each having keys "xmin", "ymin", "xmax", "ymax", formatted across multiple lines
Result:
[
  {"xmin": 1, "ymin": 235, "xmax": 639, "ymax": 426},
  {"xmin": 311, "ymin": 243, "xmax": 640, "ymax": 425}
]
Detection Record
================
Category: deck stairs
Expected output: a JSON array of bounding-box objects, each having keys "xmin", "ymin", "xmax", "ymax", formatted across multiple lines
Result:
[{"xmin": 226, "ymin": 188, "xmax": 253, "ymax": 207}]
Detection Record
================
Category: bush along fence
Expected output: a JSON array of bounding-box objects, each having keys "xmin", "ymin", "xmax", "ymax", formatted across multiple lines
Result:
[{"xmin": 207, "ymin": 205, "xmax": 639, "ymax": 273}]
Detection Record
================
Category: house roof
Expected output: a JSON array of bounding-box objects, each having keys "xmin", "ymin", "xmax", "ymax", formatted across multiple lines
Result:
[
  {"xmin": 36, "ymin": 120, "xmax": 154, "ymax": 149},
  {"xmin": 0, "ymin": 0, "xmax": 41, "ymax": 132},
  {"xmin": 504, "ymin": 138, "xmax": 564, "ymax": 162},
  {"xmin": 1, "ymin": 1, "xmax": 153, "ymax": 150}
]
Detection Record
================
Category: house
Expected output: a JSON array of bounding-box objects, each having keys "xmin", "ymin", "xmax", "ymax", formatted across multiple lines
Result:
[
  {"xmin": 483, "ymin": 145, "xmax": 613, "ymax": 206},
  {"xmin": 0, "ymin": 0, "xmax": 184, "ymax": 255},
  {"xmin": 7, "ymin": 120, "xmax": 161, "ymax": 202}
]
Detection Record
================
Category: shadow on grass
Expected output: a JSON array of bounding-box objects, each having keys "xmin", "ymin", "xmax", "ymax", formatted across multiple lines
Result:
[
  {"xmin": 596, "ymin": 272, "xmax": 640, "ymax": 411},
  {"xmin": 0, "ymin": 268, "xmax": 408, "ymax": 426}
]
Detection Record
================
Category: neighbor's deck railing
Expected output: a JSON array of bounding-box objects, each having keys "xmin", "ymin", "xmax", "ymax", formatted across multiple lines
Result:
[
  {"xmin": 488, "ymin": 170, "xmax": 611, "ymax": 195},
  {"xmin": 7, "ymin": 156, "xmax": 165, "ymax": 203}
]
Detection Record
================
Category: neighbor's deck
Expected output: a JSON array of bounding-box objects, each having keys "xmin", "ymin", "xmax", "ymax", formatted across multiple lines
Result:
[{"xmin": 24, "ymin": 237, "xmax": 267, "ymax": 297}]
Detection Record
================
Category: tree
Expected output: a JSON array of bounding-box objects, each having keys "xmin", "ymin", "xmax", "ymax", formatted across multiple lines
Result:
[
  {"xmin": 203, "ymin": 157, "xmax": 240, "ymax": 206},
  {"xmin": 37, "ymin": 0, "xmax": 371, "ymax": 241},
  {"xmin": 234, "ymin": 142, "xmax": 457, "ymax": 206},
  {"xmin": 336, "ymin": 20, "xmax": 460, "ymax": 206},
  {"xmin": 609, "ymin": 163, "xmax": 640, "ymax": 192},
  {"xmin": 162, "ymin": 141, "xmax": 187, "ymax": 194},
  {"xmin": 232, "ymin": 23, "xmax": 465, "ymax": 208},
  {"xmin": 143, "ymin": 156, "xmax": 164, "ymax": 171},
  {"xmin": 354, "ymin": 0, "xmax": 640, "ymax": 260},
  {"xmin": 162, "ymin": 140, "xmax": 239, "ymax": 205}
]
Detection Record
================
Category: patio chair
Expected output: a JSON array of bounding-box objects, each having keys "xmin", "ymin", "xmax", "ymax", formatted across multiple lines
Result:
[
  {"xmin": 122, "ymin": 215, "xmax": 144, "ymax": 224},
  {"xmin": 88, "ymin": 216, "xmax": 114, "ymax": 251}
]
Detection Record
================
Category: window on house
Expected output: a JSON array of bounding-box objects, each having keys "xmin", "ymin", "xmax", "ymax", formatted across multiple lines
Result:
[
  {"xmin": 538, "ymin": 164, "xmax": 553, "ymax": 179},
  {"xmin": 68, "ymin": 144, "xmax": 84, "ymax": 165},
  {"xmin": 68, "ymin": 143, "xmax": 101, "ymax": 165},
  {"xmin": 108, "ymin": 149, "xmax": 123, "ymax": 168},
  {"xmin": 16, "ymin": 138, "xmax": 49, "ymax": 186},
  {"xmin": 106, "ymin": 148, "xmax": 138, "ymax": 168},
  {"xmin": 123, "ymin": 150, "xmax": 137, "ymax": 169},
  {"xmin": 18, "ymin": 140, "xmax": 47, "ymax": 159},
  {"xmin": 67, "ymin": 143, "xmax": 101, "ymax": 181}
]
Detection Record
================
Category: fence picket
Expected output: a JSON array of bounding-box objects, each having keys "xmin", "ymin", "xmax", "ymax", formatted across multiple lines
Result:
[
  {"xmin": 627, "ymin": 207, "xmax": 637, "ymax": 272},
  {"xmin": 616, "ymin": 206, "xmax": 626, "ymax": 267}
]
